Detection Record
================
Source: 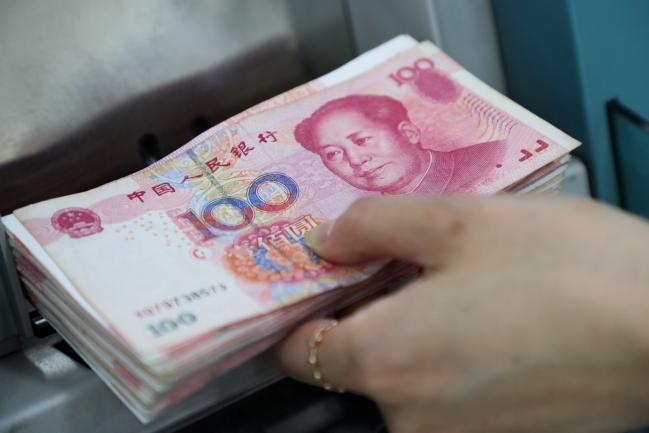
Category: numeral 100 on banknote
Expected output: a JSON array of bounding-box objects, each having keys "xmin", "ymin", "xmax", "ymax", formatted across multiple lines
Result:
[
  {"xmin": 387, "ymin": 57, "xmax": 434, "ymax": 86},
  {"xmin": 147, "ymin": 312, "xmax": 197, "ymax": 337},
  {"xmin": 178, "ymin": 172, "xmax": 299, "ymax": 240}
]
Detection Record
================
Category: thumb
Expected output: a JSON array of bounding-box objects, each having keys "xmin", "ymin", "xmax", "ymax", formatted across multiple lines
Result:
[{"xmin": 306, "ymin": 196, "xmax": 466, "ymax": 266}]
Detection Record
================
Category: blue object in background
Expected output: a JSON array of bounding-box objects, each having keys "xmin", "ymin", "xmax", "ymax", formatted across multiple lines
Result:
[
  {"xmin": 608, "ymin": 100, "xmax": 649, "ymax": 217},
  {"xmin": 493, "ymin": 0, "xmax": 649, "ymax": 210}
]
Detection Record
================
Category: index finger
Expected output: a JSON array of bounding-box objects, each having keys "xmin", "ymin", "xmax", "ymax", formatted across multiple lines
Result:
[{"xmin": 306, "ymin": 196, "xmax": 470, "ymax": 267}]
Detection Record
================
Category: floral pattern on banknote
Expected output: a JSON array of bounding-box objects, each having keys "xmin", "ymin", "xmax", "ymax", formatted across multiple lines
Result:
[{"xmin": 225, "ymin": 216, "xmax": 331, "ymax": 283}]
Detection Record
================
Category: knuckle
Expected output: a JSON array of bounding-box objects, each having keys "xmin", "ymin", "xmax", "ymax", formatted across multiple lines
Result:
[
  {"xmin": 332, "ymin": 325, "xmax": 368, "ymax": 388},
  {"xmin": 570, "ymin": 196, "xmax": 602, "ymax": 212},
  {"xmin": 421, "ymin": 199, "xmax": 469, "ymax": 240},
  {"xmin": 336, "ymin": 198, "xmax": 376, "ymax": 234},
  {"xmin": 360, "ymin": 348, "xmax": 413, "ymax": 402},
  {"xmin": 345, "ymin": 197, "xmax": 376, "ymax": 221},
  {"xmin": 344, "ymin": 325, "xmax": 413, "ymax": 401}
]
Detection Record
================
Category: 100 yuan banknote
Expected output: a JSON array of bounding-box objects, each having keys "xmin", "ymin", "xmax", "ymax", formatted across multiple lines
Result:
[{"xmin": 10, "ymin": 41, "xmax": 580, "ymax": 363}]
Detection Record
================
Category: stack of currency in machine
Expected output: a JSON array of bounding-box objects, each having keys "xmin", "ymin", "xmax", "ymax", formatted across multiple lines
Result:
[{"xmin": 3, "ymin": 35, "xmax": 579, "ymax": 422}]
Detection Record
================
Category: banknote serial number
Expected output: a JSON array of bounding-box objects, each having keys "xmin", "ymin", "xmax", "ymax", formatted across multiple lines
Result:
[
  {"xmin": 135, "ymin": 284, "xmax": 228, "ymax": 319},
  {"xmin": 147, "ymin": 312, "xmax": 196, "ymax": 337}
]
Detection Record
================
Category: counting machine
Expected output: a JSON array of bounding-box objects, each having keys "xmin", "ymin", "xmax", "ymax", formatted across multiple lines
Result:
[{"xmin": 0, "ymin": 1, "xmax": 602, "ymax": 432}]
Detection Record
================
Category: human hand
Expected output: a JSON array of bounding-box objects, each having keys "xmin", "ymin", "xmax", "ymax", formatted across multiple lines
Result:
[{"xmin": 275, "ymin": 195, "xmax": 649, "ymax": 433}]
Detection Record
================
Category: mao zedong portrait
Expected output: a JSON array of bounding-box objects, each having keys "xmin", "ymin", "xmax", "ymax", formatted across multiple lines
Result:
[{"xmin": 294, "ymin": 94, "xmax": 507, "ymax": 195}]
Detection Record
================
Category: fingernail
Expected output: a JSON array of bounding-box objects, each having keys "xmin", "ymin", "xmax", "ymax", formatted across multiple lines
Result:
[{"xmin": 305, "ymin": 220, "xmax": 334, "ymax": 250}]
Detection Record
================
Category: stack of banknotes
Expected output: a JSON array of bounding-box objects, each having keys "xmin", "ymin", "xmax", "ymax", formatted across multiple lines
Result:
[{"xmin": 3, "ymin": 35, "xmax": 580, "ymax": 422}]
